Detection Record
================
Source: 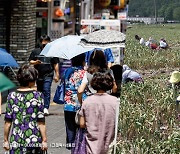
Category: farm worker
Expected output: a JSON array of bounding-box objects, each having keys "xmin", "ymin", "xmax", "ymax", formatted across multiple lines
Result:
[
  {"xmin": 122, "ymin": 65, "xmax": 143, "ymax": 83},
  {"xmin": 148, "ymin": 37, "xmax": 158, "ymax": 49},
  {"xmin": 135, "ymin": 35, "xmax": 159, "ymax": 49},
  {"xmin": 135, "ymin": 35, "xmax": 145, "ymax": 45},
  {"xmin": 169, "ymin": 71, "xmax": 180, "ymax": 120},
  {"xmin": 135, "ymin": 35, "xmax": 150, "ymax": 47},
  {"xmin": 159, "ymin": 38, "xmax": 168, "ymax": 49}
]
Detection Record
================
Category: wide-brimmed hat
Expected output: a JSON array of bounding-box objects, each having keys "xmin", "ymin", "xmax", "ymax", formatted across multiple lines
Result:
[{"xmin": 169, "ymin": 71, "xmax": 180, "ymax": 84}]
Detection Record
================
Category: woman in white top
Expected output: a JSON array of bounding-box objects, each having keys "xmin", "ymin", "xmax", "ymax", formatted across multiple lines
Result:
[{"xmin": 78, "ymin": 50, "xmax": 117, "ymax": 103}]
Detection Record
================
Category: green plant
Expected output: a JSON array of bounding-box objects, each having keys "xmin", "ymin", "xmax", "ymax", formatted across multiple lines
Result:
[{"xmin": 117, "ymin": 24, "xmax": 180, "ymax": 154}]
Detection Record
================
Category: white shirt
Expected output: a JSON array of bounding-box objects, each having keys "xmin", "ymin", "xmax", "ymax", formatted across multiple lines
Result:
[
  {"xmin": 140, "ymin": 38, "xmax": 145, "ymax": 45},
  {"xmin": 160, "ymin": 40, "xmax": 167, "ymax": 48}
]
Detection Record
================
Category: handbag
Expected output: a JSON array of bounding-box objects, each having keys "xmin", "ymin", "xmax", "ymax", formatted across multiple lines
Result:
[
  {"xmin": 53, "ymin": 67, "xmax": 76, "ymax": 104},
  {"xmin": 75, "ymin": 109, "xmax": 81, "ymax": 125},
  {"xmin": 53, "ymin": 81, "xmax": 65, "ymax": 104},
  {"xmin": 72, "ymin": 128, "xmax": 86, "ymax": 154}
]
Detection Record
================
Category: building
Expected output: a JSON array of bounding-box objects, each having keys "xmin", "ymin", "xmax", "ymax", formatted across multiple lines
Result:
[
  {"xmin": 127, "ymin": 17, "xmax": 165, "ymax": 24},
  {"xmin": 0, "ymin": 0, "xmax": 76, "ymax": 65},
  {"xmin": 0, "ymin": 0, "xmax": 128, "ymax": 65}
]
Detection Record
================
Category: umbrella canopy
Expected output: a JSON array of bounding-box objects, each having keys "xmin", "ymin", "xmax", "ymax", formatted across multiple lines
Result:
[
  {"xmin": 0, "ymin": 48, "xmax": 19, "ymax": 67},
  {"xmin": 0, "ymin": 72, "xmax": 15, "ymax": 92},
  {"xmin": 79, "ymin": 29, "xmax": 126, "ymax": 49},
  {"xmin": 40, "ymin": 35, "xmax": 94, "ymax": 59}
]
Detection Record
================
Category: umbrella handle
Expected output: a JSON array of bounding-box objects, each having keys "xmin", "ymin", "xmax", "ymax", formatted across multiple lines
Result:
[
  {"xmin": 9, "ymin": 67, "xmax": 17, "ymax": 78},
  {"xmin": 2, "ymin": 66, "xmax": 7, "ymax": 72}
]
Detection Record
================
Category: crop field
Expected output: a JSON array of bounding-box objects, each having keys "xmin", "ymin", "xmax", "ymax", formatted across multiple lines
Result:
[{"xmin": 117, "ymin": 24, "xmax": 180, "ymax": 154}]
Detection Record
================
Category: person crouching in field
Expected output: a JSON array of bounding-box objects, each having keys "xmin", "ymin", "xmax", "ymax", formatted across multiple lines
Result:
[
  {"xmin": 122, "ymin": 65, "xmax": 143, "ymax": 83},
  {"xmin": 169, "ymin": 71, "xmax": 180, "ymax": 120},
  {"xmin": 3, "ymin": 64, "xmax": 47, "ymax": 153},
  {"xmin": 79, "ymin": 71, "xmax": 118, "ymax": 154}
]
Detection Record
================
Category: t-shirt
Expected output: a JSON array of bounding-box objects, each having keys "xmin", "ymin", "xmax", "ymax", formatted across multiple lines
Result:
[
  {"xmin": 79, "ymin": 93, "xmax": 117, "ymax": 154},
  {"xmin": 85, "ymin": 48, "xmax": 114, "ymax": 65},
  {"xmin": 140, "ymin": 38, "xmax": 145, "ymax": 45},
  {"xmin": 160, "ymin": 40, "xmax": 167, "ymax": 48},
  {"xmin": 81, "ymin": 69, "xmax": 114, "ymax": 95},
  {"xmin": 29, "ymin": 48, "xmax": 59, "ymax": 79},
  {"xmin": 122, "ymin": 70, "xmax": 142, "ymax": 83}
]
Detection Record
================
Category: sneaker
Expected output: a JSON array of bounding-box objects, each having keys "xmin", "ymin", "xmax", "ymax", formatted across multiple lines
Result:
[{"xmin": 44, "ymin": 108, "xmax": 49, "ymax": 115}]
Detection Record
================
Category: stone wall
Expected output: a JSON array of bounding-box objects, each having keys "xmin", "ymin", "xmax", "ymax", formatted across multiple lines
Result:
[
  {"xmin": 0, "ymin": 0, "xmax": 36, "ymax": 65},
  {"xmin": 10, "ymin": 0, "xmax": 36, "ymax": 65},
  {"xmin": 0, "ymin": 0, "xmax": 6, "ymax": 48}
]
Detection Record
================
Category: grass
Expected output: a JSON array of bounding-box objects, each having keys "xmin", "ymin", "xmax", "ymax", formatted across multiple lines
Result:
[
  {"xmin": 125, "ymin": 24, "xmax": 180, "ymax": 70},
  {"xmin": 117, "ymin": 24, "xmax": 180, "ymax": 154}
]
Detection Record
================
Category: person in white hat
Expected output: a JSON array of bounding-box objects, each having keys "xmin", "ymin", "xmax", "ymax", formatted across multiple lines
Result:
[
  {"xmin": 169, "ymin": 71, "xmax": 180, "ymax": 84},
  {"xmin": 169, "ymin": 71, "xmax": 180, "ymax": 120}
]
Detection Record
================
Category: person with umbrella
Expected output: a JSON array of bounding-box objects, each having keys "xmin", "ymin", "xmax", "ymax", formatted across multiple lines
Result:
[
  {"xmin": 29, "ymin": 35, "xmax": 59, "ymax": 115},
  {"xmin": 0, "ymin": 48, "xmax": 19, "ymax": 116},
  {"xmin": 0, "ymin": 72, "xmax": 16, "ymax": 116}
]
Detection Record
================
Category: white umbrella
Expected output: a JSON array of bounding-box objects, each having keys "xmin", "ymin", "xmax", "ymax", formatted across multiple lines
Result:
[
  {"xmin": 79, "ymin": 29, "xmax": 126, "ymax": 49},
  {"xmin": 40, "ymin": 35, "xmax": 94, "ymax": 59}
]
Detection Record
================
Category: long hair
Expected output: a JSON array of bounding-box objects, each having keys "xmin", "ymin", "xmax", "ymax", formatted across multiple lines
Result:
[{"xmin": 88, "ymin": 50, "xmax": 108, "ymax": 74}]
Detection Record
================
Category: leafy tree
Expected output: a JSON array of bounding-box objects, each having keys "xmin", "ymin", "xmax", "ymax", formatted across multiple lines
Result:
[
  {"xmin": 128, "ymin": 0, "xmax": 180, "ymax": 20},
  {"xmin": 173, "ymin": 7, "xmax": 180, "ymax": 20},
  {"xmin": 164, "ymin": 6, "xmax": 173, "ymax": 20}
]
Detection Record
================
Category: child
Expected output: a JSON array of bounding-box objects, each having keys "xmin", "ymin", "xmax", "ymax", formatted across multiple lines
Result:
[{"xmin": 79, "ymin": 71, "xmax": 118, "ymax": 154}]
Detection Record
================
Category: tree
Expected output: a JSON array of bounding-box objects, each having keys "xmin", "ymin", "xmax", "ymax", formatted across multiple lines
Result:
[
  {"xmin": 164, "ymin": 6, "xmax": 173, "ymax": 20},
  {"xmin": 173, "ymin": 7, "xmax": 180, "ymax": 21},
  {"xmin": 128, "ymin": 0, "xmax": 180, "ymax": 20}
]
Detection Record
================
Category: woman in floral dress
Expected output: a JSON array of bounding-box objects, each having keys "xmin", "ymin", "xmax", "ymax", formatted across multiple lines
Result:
[
  {"xmin": 63, "ymin": 53, "xmax": 87, "ymax": 150},
  {"xmin": 3, "ymin": 64, "xmax": 47, "ymax": 154}
]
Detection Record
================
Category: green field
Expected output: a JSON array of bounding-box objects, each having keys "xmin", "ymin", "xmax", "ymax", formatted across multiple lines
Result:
[{"xmin": 117, "ymin": 24, "xmax": 180, "ymax": 154}]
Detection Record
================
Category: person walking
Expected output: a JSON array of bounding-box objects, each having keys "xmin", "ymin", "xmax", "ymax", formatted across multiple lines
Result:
[
  {"xmin": 78, "ymin": 50, "xmax": 117, "ymax": 103},
  {"xmin": 63, "ymin": 53, "xmax": 87, "ymax": 150},
  {"xmin": 79, "ymin": 71, "xmax": 118, "ymax": 154},
  {"xmin": 3, "ymin": 64, "xmax": 47, "ymax": 153},
  {"xmin": 29, "ymin": 35, "xmax": 59, "ymax": 115},
  {"xmin": 85, "ymin": 48, "xmax": 114, "ymax": 68}
]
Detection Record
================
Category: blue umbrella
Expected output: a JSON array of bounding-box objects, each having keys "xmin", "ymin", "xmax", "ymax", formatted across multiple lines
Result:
[{"xmin": 0, "ymin": 48, "xmax": 19, "ymax": 68}]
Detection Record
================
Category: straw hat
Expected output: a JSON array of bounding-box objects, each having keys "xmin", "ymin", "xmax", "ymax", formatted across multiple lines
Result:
[{"xmin": 169, "ymin": 71, "xmax": 180, "ymax": 84}]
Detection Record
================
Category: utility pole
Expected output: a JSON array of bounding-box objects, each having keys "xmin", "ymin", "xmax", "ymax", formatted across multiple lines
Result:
[
  {"xmin": 153, "ymin": 0, "xmax": 157, "ymax": 24},
  {"xmin": 75, "ymin": 0, "xmax": 81, "ymax": 35}
]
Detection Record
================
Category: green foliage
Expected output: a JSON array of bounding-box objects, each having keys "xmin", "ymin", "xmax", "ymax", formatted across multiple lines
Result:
[
  {"xmin": 117, "ymin": 24, "xmax": 180, "ymax": 153},
  {"xmin": 173, "ymin": 7, "xmax": 180, "ymax": 21},
  {"xmin": 125, "ymin": 24, "xmax": 180, "ymax": 70},
  {"xmin": 128, "ymin": 0, "xmax": 180, "ymax": 21}
]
